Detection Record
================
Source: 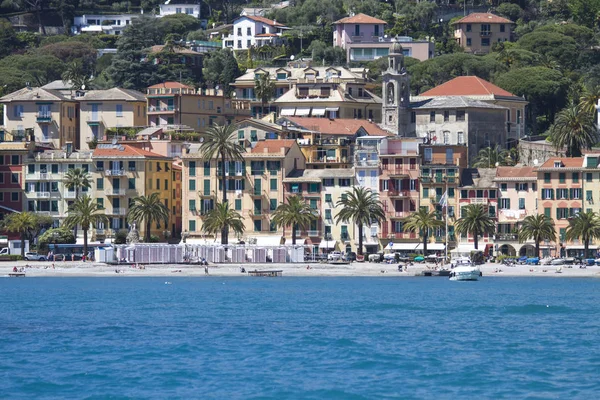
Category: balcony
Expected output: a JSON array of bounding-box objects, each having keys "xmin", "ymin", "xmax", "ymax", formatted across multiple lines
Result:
[
  {"xmin": 386, "ymin": 168, "xmax": 411, "ymax": 177},
  {"xmin": 148, "ymin": 105, "xmax": 176, "ymax": 114},
  {"xmin": 390, "ymin": 211, "xmax": 409, "ymax": 219},
  {"xmin": 111, "ymin": 208, "xmax": 127, "ymax": 216},
  {"xmin": 105, "ymin": 188, "xmax": 127, "ymax": 196},
  {"xmin": 386, "ymin": 232, "xmax": 418, "ymax": 240},
  {"xmin": 30, "ymin": 192, "xmax": 51, "ymax": 199},
  {"xmin": 86, "ymin": 115, "xmax": 102, "ymax": 124},
  {"xmin": 480, "ymin": 31, "xmax": 492, "ymax": 37},
  {"xmin": 497, "ymin": 233, "xmax": 518, "ymax": 241},
  {"xmin": 251, "ymin": 189, "xmax": 264, "ymax": 197},
  {"xmin": 27, "ymin": 172, "xmax": 51, "ymax": 180},
  {"xmin": 388, "ymin": 190, "xmax": 410, "ymax": 198},
  {"xmin": 249, "ymin": 209, "xmax": 267, "ymax": 217},
  {"xmin": 36, "ymin": 112, "xmax": 52, "ymax": 123},
  {"xmin": 356, "ymin": 159, "xmax": 379, "ymax": 167},
  {"xmin": 64, "ymin": 191, "xmax": 76, "ymax": 199},
  {"xmin": 104, "ymin": 169, "xmax": 126, "ymax": 176},
  {"xmin": 307, "ymin": 230, "xmax": 320, "ymax": 237}
]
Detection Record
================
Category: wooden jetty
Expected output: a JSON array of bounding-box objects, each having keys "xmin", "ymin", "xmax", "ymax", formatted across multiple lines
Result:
[
  {"xmin": 8, "ymin": 272, "xmax": 26, "ymax": 277},
  {"xmin": 248, "ymin": 269, "xmax": 283, "ymax": 277}
]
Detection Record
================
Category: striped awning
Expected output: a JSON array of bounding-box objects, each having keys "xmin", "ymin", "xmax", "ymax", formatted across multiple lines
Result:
[
  {"xmin": 280, "ymin": 107, "xmax": 295, "ymax": 116},
  {"xmin": 311, "ymin": 107, "xmax": 326, "ymax": 116},
  {"xmin": 295, "ymin": 107, "xmax": 311, "ymax": 116}
]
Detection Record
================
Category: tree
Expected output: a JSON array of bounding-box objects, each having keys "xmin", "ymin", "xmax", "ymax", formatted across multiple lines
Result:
[
  {"xmin": 454, "ymin": 204, "xmax": 496, "ymax": 250},
  {"xmin": 335, "ymin": 187, "xmax": 385, "ymax": 256},
  {"xmin": 37, "ymin": 227, "xmax": 76, "ymax": 252},
  {"xmin": 203, "ymin": 49, "xmax": 241, "ymax": 95},
  {"xmin": 518, "ymin": 214, "xmax": 556, "ymax": 259},
  {"xmin": 0, "ymin": 19, "xmax": 19, "ymax": 59},
  {"xmin": 272, "ymin": 195, "xmax": 318, "ymax": 245},
  {"xmin": 0, "ymin": 212, "xmax": 37, "ymax": 257},
  {"xmin": 496, "ymin": 3, "xmax": 522, "ymax": 22},
  {"xmin": 61, "ymin": 61, "xmax": 92, "ymax": 91},
  {"xmin": 473, "ymin": 146, "xmax": 515, "ymax": 168},
  {"xmin": 157, "ymin": 14, "xmax": 202, "ymax": 39},
  {"xmin": 0, "ymin": 54, "xmax": 65, "ymax": 92},
  {"xmin": 199, "ymin": 123, "xmax": 244, "ymax": 245},
  {"xmin": 202, "ymin": 201, "xmax": 245, "ymax": 244},
  {"xmin": 2, "ymin": 0, "xmax": 50, "ymax": 35},
  {"xmin": 64, "ymin": 195, "xmax": 109, "ymax": 258},
  {"xmin": 402, "ymin": 208, "xmax": 443, "ymax": 255},
  {"xmin": 565, "ymin": 211, "xmax": 600, "ymax": 258},
  {"xmin": 127, "ymin": 193, "xmax": 170, "ymax": 243},
  {"xmin": 64, "ymin": 168, "xmax": 92, "ymax": 198},
  {"xmin": 550, "ymin": 104, "xmax": 598, "ymax": 157},
  {"xmin": 579, "ymin": 85, "xmax": 600, "ymax": 120},
  {"xmin": 255, "ymin": 72, "xmax": 275, "ymax": 117}
]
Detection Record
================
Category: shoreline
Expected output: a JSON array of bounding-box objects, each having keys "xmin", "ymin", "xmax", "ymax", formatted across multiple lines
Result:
[{"xmin": 2, "ymin": 261, "xmax": 600, "ymax": 278}]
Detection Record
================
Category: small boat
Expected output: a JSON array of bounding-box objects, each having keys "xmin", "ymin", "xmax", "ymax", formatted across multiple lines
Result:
[{"xmin": 449, "ymin": 266, "xmax": 481, "ymax": 281}]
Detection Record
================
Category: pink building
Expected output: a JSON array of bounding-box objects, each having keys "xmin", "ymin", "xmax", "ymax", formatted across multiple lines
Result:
[{"xmin": 333, "ymin": 13, "xmax": 434, "ymax": 62}]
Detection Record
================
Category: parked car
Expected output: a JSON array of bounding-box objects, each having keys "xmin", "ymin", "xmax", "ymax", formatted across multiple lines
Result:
[
  {"xmin": 327, "ymin": 251, "xmax": 343, "ymax": 261},
  {"xmin": 344, "ymin": 252, "xmax": 357, "ymax": 262},
  {"xmin": 24, "ymin": 252, "xmax": 46, "ymax": 261}
]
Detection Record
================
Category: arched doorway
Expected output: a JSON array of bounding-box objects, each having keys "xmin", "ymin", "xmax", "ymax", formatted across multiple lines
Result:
[
  {"xmin": 498, "ymin": 244, "xmax": 516, "ymax": 256},
  {"xmin": 519, "ymin": 244, "xmax": 536, "ymax": 257}
]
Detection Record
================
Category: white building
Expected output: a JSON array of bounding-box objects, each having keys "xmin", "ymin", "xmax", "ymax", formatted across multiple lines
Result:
[
  {"xmin": 159, "ymin": 1, "xmax": 201, "ymax": 19},
  {"xmin": 72, "ymin": 14, "xmax": 139, "ymax": 35},
  {"xmin": 222, "ymin": 16, "xmax": 289, "ymax": 50}
]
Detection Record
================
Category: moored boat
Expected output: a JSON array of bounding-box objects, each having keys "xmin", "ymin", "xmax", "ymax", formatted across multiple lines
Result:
[{"xmin": 449, "ymin": 266, "xmax": 481, "ymax": 281}]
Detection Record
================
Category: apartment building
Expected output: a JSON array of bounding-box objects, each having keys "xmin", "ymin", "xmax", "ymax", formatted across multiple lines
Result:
[
  {"xmin": 494, "ymin": 166, "xmax": 538, "ymax": 257},
  {"xmin": 0, "ymin": 87, "xmax": 78, "ymax": 150},
  {"xmin": 333, "ymin": 13, "xmax": 434, "ymax": 62},
  {"xmin": 222, "ymin": 15, "xmax": 288, "ymax": 50},
  {"xmin": 72, "ymin": 14, "xmax": 139, "ymax": 35},
  {"xmin": 23, "ymin": 149, "xmax": 93, "ymax": 224},
  {"xmin": 453, "ymin": 13, "xmax": 512, "ymax": 54},
  {"xmin": 91, "ymin": 143, "xmax": 178, "ymax": 241},
  {"xmin": 79, "ymin": 88, "xmax": 147, "ymax": 150},
  {"xmin": 146, "ymin": 82, "xmax": 251, "ymax": 130},
  {"xmin": 181, "ymin": 139, "xmax": 305, "ymax": 244},
  {"xmin": 0, "ymin": 142, "xmax": 30, "ymax": 221},
  {"xmin": 159, "ymin": 2, "xmax": 201, "ymax": 19}
]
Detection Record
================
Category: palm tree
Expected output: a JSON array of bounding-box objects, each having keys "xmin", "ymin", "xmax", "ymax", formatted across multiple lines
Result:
[
  {"xmin": 550, "ymin": 104, "xmax": 598, "ymax": 157},
  {"xmin": 565, "ymin": 211, "xmax": 600, "ymax": 259},
  {"xmin": 64, "ymin": 168, "xmax": 92, "ymax": 199},
  {"xmin": 254, "ymin": 72, "xmax": 275, "ymax": 117},
  {"xmin": 61, "ymin": 60, "xmax": 91, "ymax": 92},
  {"xmin": 64, "ymin": 196, "xmax": 109, "ymax": 258},
  {"xmin": 202, "ymin": 201, "xmax": 245, "ymax": 243},
  {"xmin": 1, "ymin": 212, "xmax": 37, "ymax": 257},
  {"xmin": 272, "ymin": 195, "xmax": 318, "ymax": 245},
  {"xmin": 335, "ymin": 187, "xmax": 386, "ymax": 256},
  {"xmin": 127, "ymin": 193, "xmax": 170, "ymax": 243},
  {"xmin": 579, "ymin": 85, "xmax": 600, "ymax": 123},
  {"xmin": 454, "ymin": 204, "xmax": 496, "ymax": 250},
  {"xmin": 199, "ymin": 123, "xmax": 245, "ymax": 245},
  {"xmin": 472, "ymin": 145, "xmax": 514, "ymax": 168},
  {"xmin": 518, "ymin": 214, "xmax": 556, "ymax": 258},
  {"xmin": 402, "ymin": 208, "xmax": 444, "ymax": 255}
]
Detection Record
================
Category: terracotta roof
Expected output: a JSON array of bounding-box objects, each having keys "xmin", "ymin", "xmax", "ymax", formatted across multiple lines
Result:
[
  {"xmin": 539, "ymin": 157, "xmax": 584, "ymax": 169},
  {"xmin": 495, "ymin": 166, "xmax": 537, "ymax": 179},
  {"xmin": 92, "ymin": 144, "xmax": 167, "ymax": 159},
  {"xmin": 0, "ymin": 87, "xmax": 69, "ymax": 102},
  {"xmin": 149, "ymin": 45, "xmax": 202, "ymax": 55},
  {"xmin": 420, "ymin": 76, "xmax": 516, "ymax": 97},
  {"xmin": 452, "ymin": 13, "xmax": 512, "ymax": 25},
  {"xmin": 251, "ymin": 139, "xmax": 296, "ymax": 155},
  {"xmin": 255, "ymin": 33, "xmax": 278, "ymax": 37},
  {"xmin": 243, "ymin": 15, "xmax": 284, "ymax": 27},
  {"xmin": 147, "ymin": 82, "xmax": 194, "ymax": 90},
  {"xmin": 334, "ymin": 13, "xmax": 387, "ymax": 25},
  {"xmin": 284, "ymin": 117, "xmax": 392, "ymax": 136}
]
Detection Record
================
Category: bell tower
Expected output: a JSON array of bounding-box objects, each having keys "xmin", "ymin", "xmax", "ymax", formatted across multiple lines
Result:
[{"xmin": 381, "ymin": 40, "xmax": 411, "ymax": 136}]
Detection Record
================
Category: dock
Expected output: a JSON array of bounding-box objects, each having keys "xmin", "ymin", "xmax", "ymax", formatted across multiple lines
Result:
[
  {"xmin": 8, "ymin": 272, "xmax": 26, "ymax": 277},
  {"xmin": 248, "ymin": 269, "xmax": 283, "ymax": 277}
]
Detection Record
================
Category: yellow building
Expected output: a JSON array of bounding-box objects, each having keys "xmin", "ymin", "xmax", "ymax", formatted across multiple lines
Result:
[
  {"xmin": 79, "ymin": 88, "xmax": 147, "ymax": 150},
  {"xmin": 181, "ymin": 139, "xmax": 306, "ymax": 244},
  {"xmin": 91, "ymin": 143, "xmax": 178, "ymax": 241},
  {"xmin": 0, "ymin": 87, "xmax": 78, "ymax": 149}
]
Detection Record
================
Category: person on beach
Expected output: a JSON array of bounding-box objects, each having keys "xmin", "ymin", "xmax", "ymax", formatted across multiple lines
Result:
[{"xmin": 205, "ymin": 266, "xmax": 209, "ymax": 275}]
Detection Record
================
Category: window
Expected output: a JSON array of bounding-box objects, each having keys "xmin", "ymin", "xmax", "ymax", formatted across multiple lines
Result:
[
  {"xmin": 443, "ymin": 131, "xmax": 450, "ymax": 144},
  {"xmin": 556, "ymin": 188, "xmax": 568, "ymax": 199},
  {"xmin": 541, "ymin": 188, "xmax": 554, "ymax": 200},
  {"xmin": 456, "ymin": 111, "xmax": 465, "ymax": 121},
  {"xmin": 11, "ymin": 155, "xmax": 19, "ymax": 165},
  {"xmin": 97, "ymin": 198, "xmax": 103, "ymax": 209},
  {"xmin": 189, "ymin": 161, "xmax": 196, "ymax": 176},
  {"xmin": 204, "ymin": 161, "xmax": 211, "ymax": 176},
  {"xmin": 444, "ymin": 111, "xmax": 449, "ymax": 122},
  {"xmin": 189, "ymin": 220, "xmax": 196, "ymax": 232},
  {"xmin": 500, "ymin": 24, "xmax": 505, "ymax": 33},
  {"xmin": 461, "ymin": 189, "xmax": 468, "ymax": 199},
  {"xmin": 354, "ymin": 24, "xmax": 360, "ymax": 36},
  {"xmin": 237, "ymin": 40, "xmax": 242, "ymax": 49},
  {"xmin": 247, "ymin": 40, "xmax": 251, "ymax": 48},
  {"xmin": 270, "ymin": 179, "xmax": 277, "ymax": 191},
  {"xmin": 519, "ymin": 198, "xmax": 525, "ymax": 210},
  {"xmin": 116, "ymin": 104, "xmax": 123, "ymax": 117},
  {"xmin": 587, "ymin": 173, "xmax": 593, "ymax": 182},
  {"xmin": 128, "ymin": 178, "xmax": 135, "ymax": 189},
  {"xmin": 189, "ymin": 200, "xmax": 196, "ymax": 211},
  {"xmin": 235, "ymin": 199, "xmax": 241, "ymax": 211},
  {"xmin": 572, "ymin": 173, "xmax": 579, "ymax": 183},
  {"xmin": 323, "ymin": 178, "xmax": 334, "ymax": 187},
  {"xmin": 247, "ymin": 27, "xmax": 251, "ymax": 35},
  {"xmin": 466, "ymin": 38, "xmax": 472, "ymax": 46},
  {"xmin": 189, "ymin": 180, "xmax": 196, "ymax": 191},
  {"xmin": 128, "ymin": 161, "xmax": 135, "ymax": 171},
  {"xmin": 544, "ymin": 208, "xmax": 551, "ymax": 218},
  {"xmin": 424, "ymin": 148, "xmax": 432, "ymax": 163},
  {"xmin": 572, "ymin": 188, "xmax": 581, "ymax": 199},
  {"xmin": 254, "ymin": 219, "xmax": 262, "ymax": 232},
  {"xmin": 481, "ymin": 38, "xmax": 490, "ymax": 46},
  {"xmin": 309, "ymin": 199, "xmax": 317, "ymax": 209},
  {"xmin": 518, "ymin": 183, "xmax": 528, "ymax": 191},
  {"xmin": 96, "ymin": 178, "xmax": 103, "ymax": 190},
  {"xmin": 429, "ymin": 111, "xmax": 435, "ymax": 122},
  {"xmin": 270, "ymin": 199, "xmax": 277, "ymax": 211},
  {"xmin": 466, "ymin": 24, "xmax": 471, "ymax": 32},
  {"xmin": 499, "ymin": 198, "xmax": 510, "ymax": 209},
  {"xmin": 339, "ymin": 179, "xmax": 350, "ymax": 187},
  {"xmin": 156, "ymin": 179, "xmax": 160, "ymax": 190},
  {"xmin": 423, "ymin": 187, "xmax": 429, "ymax": 198},
  {"xmin": 559, "ymin": 173, "xmax": 565, "ymax": 183},
  {"xmin": 11, "ymin": 173, "xmax": 18, "ymax": 184},
  {"xmin": 308, "ymin": 183, "xmax": 320, "ymax": 193},
  {"xmin": 544, "ymin": 173, "xmax": 551, "ymax": 183},
  {"xmin": 488, "ymin": 205, "xmax": 496, "ymax": 217},
  {"xmin": 448, "ymin": 187, "xmax": 455, "ymax": 198},
  {"xmin": 11, "ymin": 192, "xmax": 18, "ymax": 202},
  {"xmin": 374, "ymin": 25, "xmax": 380, "ymax": 36},
  {"xmin": 237, "ymin": 27, "xmax": 242, "ymax": 36},
  {"xmin": 500, "ymin": 183, "xmax": 507, "ymax": 191},
  {"xmin": 587, "ymin": 190, "xmax": 593, "ymax": 202}
]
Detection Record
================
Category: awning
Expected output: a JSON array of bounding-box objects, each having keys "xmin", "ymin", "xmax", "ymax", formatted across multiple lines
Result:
[
  {"xmin": 254, "ymin": 236, "xmax": 284, "ymax": 246},
  {"xmin": 325, "ymin": 107, "xmax": 339, "ymax": 112},
  {"xmin": 295, "ymin": 107, "xmax": 311, "ymax": 116},
  {"xmin": 285, "ymin": 238, "xmax": 306, "ymax": 245},
  {"xmin": 390, "ymin": 243, "xmax": 420, "ymax": 251},
  {"xmin": 566, "ymin": 245, "xmax": 600, "ymax": 250},
  {"xmin": 319, "ymin": 240, "xmax": 337, "ymax": 249},
  {"xmin": 280, "ymin": 107, "xmax": 295, "ymax": 116},
  {"xmin": 311, "ymin": 107, "xmax": 326, "ymax": 116},
  {"xmin": 417, "ymin": 243, "xmax": 445, "ymax": 251}
]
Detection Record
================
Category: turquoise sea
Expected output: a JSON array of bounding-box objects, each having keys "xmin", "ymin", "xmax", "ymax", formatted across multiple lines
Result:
[{"xmin": 1, "ymin": 277, "xmax": 599, "ymax": 399}]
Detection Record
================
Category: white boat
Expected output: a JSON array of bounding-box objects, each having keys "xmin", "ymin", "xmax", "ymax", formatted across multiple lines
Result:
[{"xmin": 449, "ymin": 266, "xmax": 481, "ymax": 281}]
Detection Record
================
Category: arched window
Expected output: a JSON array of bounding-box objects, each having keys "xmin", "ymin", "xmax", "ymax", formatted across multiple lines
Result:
[{"xmin": 387, "ymin": 83, "xmax": 395, "ymax": 104}]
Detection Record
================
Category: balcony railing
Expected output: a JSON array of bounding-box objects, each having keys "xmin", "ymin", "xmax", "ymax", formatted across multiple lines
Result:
[
  {"xmin": 385, "ymin": 232, "xmax": 418, "ymax": 240},
  {"xmin": 391, "ymin": 211, "xmax": 409, "ymax": 218},
  {"xmin": 388, "ymin": 190, "xmax": 410, "ymax": 197},
  {"xmin": 497, "ymin": 233, "xmax": 518, "ymax": 241},
  {"xmin": 480, "ymin": 31, "xmax": 492, "ymax": 37},
  {"xmin": 30, "ymin": 192, "xmax": 51, "ymax": 198},
  {"xmin": 36, "ymin": 112, "xmax": 52, "ymax": 123},
  {"xmin": 105, "ymin": 188, "xmax": 127, "ymax": 196},
  {"xmin": 307, "ymin": 230, "xmax": 320, "ymax": 237},
  {"xmin": 64, "ymin": 191, "xmax": 76, "ymax": 199},
  {"xmin": 148, "ymin": 105, "xmax": 176, "ymax": 113},
  {"xmin": 111, "ymin": 208, "xmax": 127, "ymax": 216},
  {"xmin": 105, "ymin": 169, "xmax": 126, "ymax": 176}
]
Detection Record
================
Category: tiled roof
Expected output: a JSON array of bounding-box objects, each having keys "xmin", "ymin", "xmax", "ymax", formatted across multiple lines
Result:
[
  {"xmin": 255, "ymin": 33, "xmax": 278, "ymax": 37},
  {"xmin": 149, "ymin": 45, "xmax": 202, "ymax": 55},
  {"xmin": 460, "ymin": 168, "xmax": 497, "ymax": 188},
  {"xmin": 236, "ymin": 66, "xmax": 366, "ymax": 83},
  {"xmin": 147, "ymin": 82, "xmax": 194, "ymax": 90},
  {"xmin": 92, "ymin": 144, "xmax": 167, "ymax": 159},
  {"xmin": 453, "ymin": 13, "xmax": 512, "ymax": 25},
  {"xmin": 334, "ymin": 13, "xmax": 387, "ymax": 25},
  {"xmin": 79, "ymin": 88, "xmax": 146, "ymax": 102},
  {"xmin": 283, "ymin": 117, "xmax": 391, "ymax": 136},
  {"xmin": 495, "ymin": 166, "xmax": 537, "ymax": 179},
  {"xmin": 419, "ymin": 76, "xmax": 516, "ymax": 97},
  {"xmin": 410, "ymin": 96, "xmax": 507, "ymax": 110},
  {"xmin": 251, "ymin": 139, "xmax": 296, "ymax": 155},
  {"xmin": 539, "ymin": 157, "xmax": 584, "ymax": 169},
  {"xmin": 243, "ymin": 15, "xmax": 285, "ymax": 27},
  {"xmin": 0, "ymin": 87, "xmax": 69, "ymax": 102}
]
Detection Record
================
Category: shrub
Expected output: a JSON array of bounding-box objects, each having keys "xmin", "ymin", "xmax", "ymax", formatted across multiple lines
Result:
[
  {"xmin": 114, "ymin": 229, "xmax": 128, "ymax": 245},
  {"xmin": 38, "ymin": 228, "xmax": 76, "ymax": 252},
  {"xmin": 149, "ymin": 234, "xmax": 160, "ymax": 243}
]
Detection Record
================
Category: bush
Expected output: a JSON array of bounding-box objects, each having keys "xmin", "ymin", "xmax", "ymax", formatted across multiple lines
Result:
[
  {"xmin": 149, "ymin": 234, "xmax": 160, "ymax": 243},
  {"xmin": 114, "ymin": 229, "xmax": 128, "ymax": 245},
  {"xmin": 0, "ymin": 255, "xmax": 23, "ymax": 261},
  {"xmin": 38, "ymin": 228, "xmax": 76, "ymax": 252}
]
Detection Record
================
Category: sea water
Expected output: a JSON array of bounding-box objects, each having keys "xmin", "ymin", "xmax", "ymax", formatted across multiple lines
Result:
[{"xmin": 1, "ymin": 277, "xmax": 599, "ymax": 399}]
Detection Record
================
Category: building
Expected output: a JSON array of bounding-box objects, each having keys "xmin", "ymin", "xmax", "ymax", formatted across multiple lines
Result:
[
  {"xmin": 78, "ymin": 88, "xmax": 147, "ymax": 151},
  {"xmin": 91, "ymin": 143, "xmax": 179, "ymax": 241},
  {"xmin": 222, "ymin": 15, "xmax": 288, "ymax": 50},
  {"xmin": 494, "ymin": 166, "xmax": 539, "ymax": 257},
  {"xmin": 159, "ymin": 2, "xmax": 201, "ymax": 19},
  {"xmin": 537, "ymin": 157, "xmax": 585, "ymax": 258},
  {"xmin": 452, "ymin": 13, "xmax": 512, "ymax": 54},
  {"xmin": 0, "ymin": 87, "xmax": 78, "ymax": 150},
  {"xmin": 333, "ymin": 13, "xmax": 434, "ymax": 62},
  {"xmin": 72, "ymin": 14, "xmax": 139, "ymax": 35},
  {"xmin": 232, "ymin": 66, "xmax": 381, "ymax": 120},
  {"xmin": 181, "ymin": 139, "xmax": 306, "ymax": 244},
  {"xmin": 277, "ymin": 117, "xmax": 390, "ymax": 169},
  {"xmin": 146, "ymin": 82, "xmax": 251, "ymax": 130},
  {"xmin": 283, "ymin": 168, "xmax": 356, "ymax": 255},
  {"xmin": 381, "ymin": 42, "xmax": 412, "ymax": 136},
  {"xmin": 147, "ymin": 46, "xmax": 203, "ymax": 82},
  {"xmin": 235, "ymin": 119, "xmax": 285, "ymax": 147},
  {"xmin": 23, "ymin": 150, "xmax": 93, "ymax": 235},
  {"xmin": 0, "ymin": 142, "xmax": 30, "ymax": 220},
  {"xmin": 417, "ymin": 76, "xmax": 528, "ymax": 145}
]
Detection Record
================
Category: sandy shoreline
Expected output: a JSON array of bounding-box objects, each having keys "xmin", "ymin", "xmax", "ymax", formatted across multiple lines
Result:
[{"xmin": 2, "ymin": 260, "xmax": 600, "ymax": 278}]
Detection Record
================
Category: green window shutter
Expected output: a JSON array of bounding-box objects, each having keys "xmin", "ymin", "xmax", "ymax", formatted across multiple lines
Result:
[
  {"xmin": 569, "ymin": 189, "xmax": 573, "ymax": 200},
  {"xmin": 235, "ymin": 199, "xmax": 241, "ymax": 210},
  {"xmin": 203, "ymin": 161, "xmax": 210, "ymax": 176},
  {"xmin": 189, "ymin": 179, "xmax": 196, "ymax": 191},
  {"xmin": 544, "ymin": 173, "xmax": 551, "ymax": 183},
  {"xmin": 96, "ymin": 178, "xmax": 103, "ymax": 190},
  {"xmin": 128, "ymin": 178, "xmax": 135, "ymax": 189},
  {"xmin": 270, "ymin": 178, "xmax": 277, "ymax": 191},
  {"xmin": 519, "ymin": 198, "xmax": 525, "ymax": 209},
  {"xmin": 559, "ymin": 173, "xmax": 565, "ymax": 183},
  {"xmin": 238, "ymin": 130, "xmax": 244, "ymax": 139},
  {"xmin": 310, "ymin": 199, "xmax": 317, "ymax": 209},
  {"xmin": 559, "ymin": 228, "xmax": 566, "ymax": 241},
  {"xmin": 488, "ymin": 205, "xmax": 495, "ymax": 217},
  {"xmin": 506, "ymin": 199, "xmax": 510, "ymax": 209},
  {"xmin": 423, "ymin": 188, "xmax": 429, "ymax": 198},
  {"xmin": 325, "ymin": 209, "xmax": 332, "ymax": 219},
  {"xmin": 448, "ymin": 187, "xmax": 455, "ymax": 198},
  {"xmin": 203, "ymin": 180, "xmax": 210, "ymax": 195},
  {"xmin": 341, "ymin": 193, "xmax": 348, "ymax": 202},
  {"xmin": 544, "ymin": 208, "xmax": 551, "ymax": 218},
  {"xmin": 97, "ymin": 198, "xmax": 104, "ymax": 208},
  {"xmin": 270, "ymin": 199, "xmax": 277, "ymax": 210},
  {"xmin": 325, "ymin": 193, "xmax": 332, "ymax": 202},
  {"xmin": 572, "ymin": 173, "xmax": 579, "ymax": 183},
  {"xmin": 587, "ymin": 190, "xmax": 593, "ymax": 201},
  {"xmin": 189, "ymin": 161, "xmax": 196, "ymax": 177},
  {"xmin": 189, "ymin": 220, "xmax": 196, "ymax": 232},
  {"xmin": 189, "ymin": 200, "xmax": 196, "ymax": 211},
  {"xmin": 550, "ymin": 189, "xmax": 554, "ymax": 200}
]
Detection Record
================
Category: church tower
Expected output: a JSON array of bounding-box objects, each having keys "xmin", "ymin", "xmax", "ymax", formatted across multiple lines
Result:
[{"xmin": 381, "ymin": 41, "xmax": 411, "ymax": 136}]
